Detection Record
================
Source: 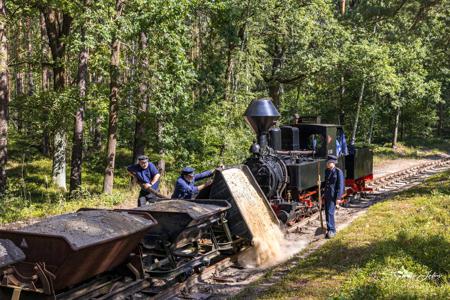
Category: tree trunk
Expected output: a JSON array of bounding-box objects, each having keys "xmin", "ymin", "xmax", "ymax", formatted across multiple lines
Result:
[
  {"xmin": 40, "ymin": 13, "xmax": 50, "ymax": 92},
  {"xmin": 52, "ymin": 130, "xmax": 66, "ymax": 189},
  {"xmin": 223, "ymin": 41, "xmax": 235, "ymax": 102},
  {"xmin": 340, "ymin": 0, "xmax": 346, "ymax": 15},
  {"xmin": 392, "ymin": 106, "xmax": 401, "ymax": 148},
  {"xmin": 15, "ymin": 19, "xmax": 23, "ymax": 133},
  {"xmin": 400, "ymin": 117, "xmax": 404, "ymax": 141},
  {"xmin": 157, "ymin": 119, "xmax": 165, "ymax": 176},
  {"xmin": 351, "ymin": 78, "xmax": 365, "ymax": 145},
  {"xmin": 103, "ymin": 0, "xmax": 124, "ymax": 194},
  {"xmin": 132, "ymin": 32, "xmax": 149, "ymax": 163},
  {"xmin": 0, "ymin": 0, "xmax": 9, "ymax": 193},
  {"xmin": 338, "ymin": 74, "xmax": 345, "ymax": 124},
  {"xmin": 40, "ymin": 13, "xmax": 51, "ymax": 156},
  {"xmin": 70, "ymin": 12, "xmax": 88, "ymax": 192},
  {"xmin": 42, "ymin": 8, "xmax": 73, "ymax": 190},
  {"xmin": 93, "ymin": 115, "xmax": 102, "ymax": 150},
  {"xmin": 437, "ymin": 102, "xmax": 444, "ymax": 137},
  {"xmin": 26, "ymin": 17, "xmax": 34, "ymax": 97},
  {"xmin": 368, "ymin": 109, "xmax": 375, "ymax": 145},
  {"xmin": 268, "ymin": 44, "xmax": 284, "ymax": 108}
]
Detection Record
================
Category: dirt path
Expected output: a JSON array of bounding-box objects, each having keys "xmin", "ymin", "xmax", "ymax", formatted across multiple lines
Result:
[{"xmin": 374, "ymin": 157, "xmax": 445, "ymax": 178}]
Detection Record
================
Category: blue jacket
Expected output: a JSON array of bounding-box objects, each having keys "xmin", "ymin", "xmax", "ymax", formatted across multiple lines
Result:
[
  {"xmin": 324, "ymin": 167, "xmax": 344, "ymax": 201},
  {"xmin": 127, "ymin": 162, "xmax": 160, "ymax": 190},
  {"xmin": 171, "ymin": 170, "xmax": 213, "ymax": 199}
]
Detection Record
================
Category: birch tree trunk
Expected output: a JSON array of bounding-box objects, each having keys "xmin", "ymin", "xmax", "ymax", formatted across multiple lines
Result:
[
  {"xmin": 392, "ymin": 106, "xmax": 401, "ymax": 148},
  {"xmin": 340, "ymin": 0, "xmax": 346, "ymax": 15},
  {"xmin": 103, "ymin": 0, "xmax": 124, "ymax": 194},
  {"xmin": 351, "ymin": 78, "xmax": 365, "ymax": 145},
  {"xmin": 0, "ymin": 0, "xmax": 9, "ymax": 193}
]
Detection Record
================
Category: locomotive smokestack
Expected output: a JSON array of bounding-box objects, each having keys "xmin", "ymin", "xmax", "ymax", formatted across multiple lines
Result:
[{"xmin": 244, "ymin": 98, "xmax": 280, "ymax": 150}]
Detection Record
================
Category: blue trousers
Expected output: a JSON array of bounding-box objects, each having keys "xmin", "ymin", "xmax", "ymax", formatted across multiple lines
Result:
[{"xmin": 325, "ymin": 197, "xmax": 336, "ymax": 233}]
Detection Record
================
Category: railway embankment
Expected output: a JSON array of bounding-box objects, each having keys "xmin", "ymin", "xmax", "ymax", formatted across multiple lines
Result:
[{"xmin": 237, "ymin": 169, "xmax": 450, "ymax": 299}]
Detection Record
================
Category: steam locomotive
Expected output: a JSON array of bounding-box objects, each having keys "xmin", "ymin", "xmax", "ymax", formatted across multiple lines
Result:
[{"xmin": 244, "ymin": 98, "xmax": 373, "ymax": 224}]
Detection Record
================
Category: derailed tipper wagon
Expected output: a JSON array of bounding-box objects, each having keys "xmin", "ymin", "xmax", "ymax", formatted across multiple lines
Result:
[
  {"xmin": 0, "ymin": 209, "xmax": 157, "ymax": 300},
  {"xmin": 197, "ymin": 165, "xmax": 280, "ymax": 244},
  {"xmin": 117, "ymin": 199, "xmax": 234, "ymax": 285}
]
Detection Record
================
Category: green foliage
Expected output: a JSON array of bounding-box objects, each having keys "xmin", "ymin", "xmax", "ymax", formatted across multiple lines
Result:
[{"xmin": 2, "ymin": 0, "xmax": 449, "ymax": 203}]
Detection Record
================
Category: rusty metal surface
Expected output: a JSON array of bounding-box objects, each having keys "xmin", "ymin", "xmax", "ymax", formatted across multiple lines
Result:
[
  {"xmin": 121, "ymin": 200, "xmax": 230, "ymax": 245},
  {"xmin": 16, "ymin": 210, "xmax": 152, "ymax": 250},
  {"xmin": 0, "ymin": 239, "xmax": 25, "ymax": 269},
  {"xmin": 0, "ymin": 210, "xmax": 157, "ymax": 294},
  {"xmin": 141, "ymin": 200, "xmax": 229, "ymax": 220}
]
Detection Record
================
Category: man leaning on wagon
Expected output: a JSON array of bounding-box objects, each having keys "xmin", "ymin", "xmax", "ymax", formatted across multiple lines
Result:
[
  {"xmin": 171, "ymin": 166, "xmax": 223, "ymax": 200},
  {"xmin": 127, "ymin": 155, "xmax": 161, "ymax": 207}
]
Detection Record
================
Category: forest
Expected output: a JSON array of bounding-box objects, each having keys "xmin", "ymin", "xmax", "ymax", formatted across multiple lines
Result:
[{"xmin": 0, "ymin": 0, "xmax": 448, "ymax": 210}]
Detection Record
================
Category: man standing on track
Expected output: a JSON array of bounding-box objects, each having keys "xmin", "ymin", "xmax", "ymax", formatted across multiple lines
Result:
[
  {"xmin": 324, "ymin": 155, "xmax": 345, "ymax": 239},
  {"xmin": 127, "ymin": 155, "xmax": 161, "ymax": 207}
]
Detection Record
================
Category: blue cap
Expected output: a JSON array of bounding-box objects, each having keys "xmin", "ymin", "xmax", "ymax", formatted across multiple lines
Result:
[
  {"xmin": 137, "ymin": 155, "xmax": 149, "ymax": 161},
  {"xmin": 181, "ymin": 167, "xmax": 195, "ymax": 175},
  {"xmin": 327, "ymin": 155, "xmax": 338, "ymax": 163}
]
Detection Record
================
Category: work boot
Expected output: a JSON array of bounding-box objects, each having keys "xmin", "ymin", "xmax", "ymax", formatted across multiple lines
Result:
[{"xmin": 326, "ymin": 231, "xmax": 336, "ymax": 239}]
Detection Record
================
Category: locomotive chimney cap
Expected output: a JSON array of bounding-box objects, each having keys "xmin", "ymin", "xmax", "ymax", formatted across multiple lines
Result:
[{"xmin": 244, "ymin": 98, "xmax": 280, "ymax": 134}]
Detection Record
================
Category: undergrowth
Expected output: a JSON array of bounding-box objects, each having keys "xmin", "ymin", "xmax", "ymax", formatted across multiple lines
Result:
[{"xmin": 372, "ymin": 138, "xmax": 450, "ymax": 164}]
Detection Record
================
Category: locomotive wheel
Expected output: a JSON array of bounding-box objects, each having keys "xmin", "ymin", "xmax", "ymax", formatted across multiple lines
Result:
[{"xmin": 277, "ymin": 210, "xmax": 290, "ymax": 223}]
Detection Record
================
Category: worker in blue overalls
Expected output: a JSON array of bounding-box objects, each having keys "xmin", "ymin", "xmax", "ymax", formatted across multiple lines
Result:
[
  {"xmin": 171, "ymin": 166, "xmax": 218, "ymax": 199},
  {"xmin": 324, "ymin": 155, "xmax": 345, "ymax": 239},
  {"xmin": 127, "ymin": 155, "xmax": 161, "ymax": 207}
]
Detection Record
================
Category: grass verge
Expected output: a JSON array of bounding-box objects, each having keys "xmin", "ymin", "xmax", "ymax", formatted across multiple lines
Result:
[{"xmin": 242, "ymin": 170, "xmax": 450, "ymax": 299}]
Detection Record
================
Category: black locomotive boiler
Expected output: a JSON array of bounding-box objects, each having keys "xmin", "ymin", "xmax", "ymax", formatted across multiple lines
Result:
[{"xmin": 244, "ymin": 98, "xmax": 373, "ymax": 224}]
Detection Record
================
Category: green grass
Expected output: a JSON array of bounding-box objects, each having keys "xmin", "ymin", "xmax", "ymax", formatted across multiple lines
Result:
[{"xmin": 240, "ymin": 170, "xmax": 450, "ymax": 300}]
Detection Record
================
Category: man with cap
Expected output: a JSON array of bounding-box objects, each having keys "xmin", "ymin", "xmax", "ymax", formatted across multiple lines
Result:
[
  {"xmin": 127, "ymin": 155, "xmax": 161, "ymax": 207},
  {"xmin": 324, "ymin": 155, "xmax": 345, "ymax": 239},
  {"xmin": 171, "ymin": 167, "xmax": 215, "ymax": 199}
]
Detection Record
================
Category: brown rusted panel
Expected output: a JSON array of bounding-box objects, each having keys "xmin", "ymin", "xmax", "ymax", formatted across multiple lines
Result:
[
  {"xmin": 0, "ymin": 210, "xmax": 157, "ymax": 294},
  {"xmin": 116, "ymin": 199, "xmax": 230, "ymax": 246}
]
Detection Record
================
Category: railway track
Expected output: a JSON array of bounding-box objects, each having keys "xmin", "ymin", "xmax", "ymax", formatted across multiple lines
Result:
[{"xmin": 159, "ymin": 156, "xmax": 450, "ymax": 300}]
